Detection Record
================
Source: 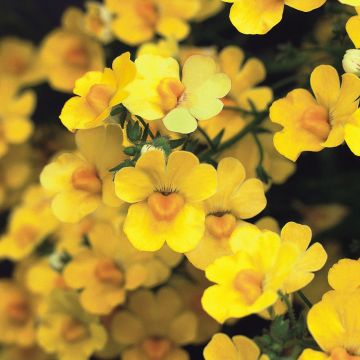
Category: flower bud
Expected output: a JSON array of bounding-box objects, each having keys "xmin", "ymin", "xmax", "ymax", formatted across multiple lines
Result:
[{"xmin": 343, "ymin": 49, "xmax": 360, "ymax": 76}]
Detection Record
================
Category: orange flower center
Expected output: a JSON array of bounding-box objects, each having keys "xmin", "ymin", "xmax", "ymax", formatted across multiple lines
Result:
[
  {"xmin": 65, "ymin": 45, "xmax": 89, "ymax": 68},
  {"xmin": 135, "ymin": 0, "xmax": 158, "ymax": 27},
  {"xmin": 142, "ymin": 338, "xmax": 172, "ymax": 360},
  {"xmin": 157, "ymin": 78, "xmax": 185, "ymax": 113},
  {"xmin": 94, "ymin": 259, "xmax": 124, "ymax": 285},
  {"xmin": 86, "ymin": 84, "xmax": 114, "ymax": 114},
  {"xmin": 61, "ymin": 319, "xmax": 88, "ymax": 343},
  {"xmin": 148, "ymin": 192, "xmax": 185, "ymax": 222},
  {"xmin": 5, "ymin": 56, "xmax": 28, "ymax": 75},
  {"xmin": 7, "ymin": 297, "xmax": 29, "ymax": 324},
  {"xmin": 72, "ymin": 166, "xmax": 102, "ymax": 194},
  {"xmin": 206, "ymin": 213, "xmax": 237, "ymax": 239},
  {"xmin": 14, "ymin": 225, "xmax": 38, "ymax": 247},
  {"xmin": 85, "ymin": 11, "xmax": 104, "ymax": 35},
  {"xmin": 331, "ymin": 348, "xmax": 360, "ymax": 360},
  {"xmin": 233, "ymin": 269, "xmax": 264, "ymax": 305},
  {"xmin": 301, "ymin": 105, "xmax": 330, "ymax": 141},
  {"xmin": 54, "ymin": 276, "xmax": 68, "ymax": 290}
]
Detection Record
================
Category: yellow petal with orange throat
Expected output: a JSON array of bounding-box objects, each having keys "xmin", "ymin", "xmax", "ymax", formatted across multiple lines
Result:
[{"xmin": 123, "ymin": 202, "xmax": 205, "ymax": 252}]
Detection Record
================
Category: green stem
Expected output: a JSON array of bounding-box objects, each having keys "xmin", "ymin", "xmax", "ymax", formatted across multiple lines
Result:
[
  {"xmin": 199, "ymin": 110, "xmax": 267, "ymax": 161},
  {"xmin": 278, "ymin": 291, "xmax": 296, "ymax": 326},
  {"xmin": 136, "ymin": 116, "xmax": 155, "ymax": 139},
  {"xmin": 271, "ymin": 74, "xmax": 300, "ymax": 91},
  {"xmin": 297, "ymin": 290, "xmax": 313, "ymax": 309},
  {"xmin": 252, "ymin": 132, "xmax": 264, "ymax": 165},
  {"xmin": 197, "ymin": 126, "xmax": 214, "ymax": 149},
  {"xmin": 223, "ymin": 105, "xmax": 255, "ymax": 116}
]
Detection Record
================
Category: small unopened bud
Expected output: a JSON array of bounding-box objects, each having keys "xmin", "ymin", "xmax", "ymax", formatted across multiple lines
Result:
[{"xmin": 343, "ymin": 49, "xmax": 360, "ymax": 76}]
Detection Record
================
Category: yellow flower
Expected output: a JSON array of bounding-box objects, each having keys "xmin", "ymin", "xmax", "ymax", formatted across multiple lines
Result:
[
  {"xmin": 114, "ymin": 150, "xmax": 217, "ymax": 252},
  {"xmin": 0, "ymin": 280, "xmax": 36, "ymax": 347},
  {"xmin": 0, "ymin": 79, "xmax": 35, "ymax": 158},
  {"xmin": 218, "ymin": 125, "xmax": 296, "ymax": 186},
  {"xmin": 276, "ymin": 222, "xmax": 327, "ymax": 293},
  {"xmin": 111, "ymin": 287, "xmax": 197, "ymax": 360},
  {"xmin": 202, "ymin": 222, "xmax": 326, "ymax": 323},
  {"xmin": 186, "ymin": 157, "xmax": 266, "ymax": 270},
  {"xmin": 124, "ymin": 54, "xmax": 231, "ymax": 133},
  {"xmin": 270, "ymin": 65, "xmax": 360, "ymax": 161},
  {"xmin": 328, "ymin": 258, "xmax": 360, "ymax": 292},
  {"xmin": 24, "ymin": 259, "xmax": 68, "ymax": 296},
  {"xmin": 37, "ymin": 290, "xmax": 107, "ymax": 360},
  {"xmin": 201, "ymin": 227, "xmax": 300, "ymax": 323},
  {"xmin": 63, "ymin": 222, "xmax": 150, "ymax": 314},
  {"xmin": 347, "ymin": 7, "xmax": 360, "ymax": 48},
  {"xmin": 39, "ymin": 8, "xmax": 104, "ymax": 93},
  {"xmin": 60, "ymin": 52, "xmax": 136, "ymax": 131},
  {"xmin": 83, "ymin": 2, "xmax": 114, "ymax": 43},
  {"xmin": 194, "ymin": 0, "xmax": 224, "ymax": 22},
  {"xmin": 199, "ymin": 46, "xmax": 272, "ymax": 142},
  {"xmin": 0, "ymin": 194, "xmax": 58, "ymax": 261},
  {"xmin": 197, "ymin": 48, "xmax": 294, "ymax": 185},
  {"xmin": 40, "ymin": 125, "xmax": 125, "ymax": 223},
  {"xmin": 340, "ymin": 0, "xmax": 360, "ymax": 5},
  {"xmin": 137, "ymin": 37, "xmax": 179, "ymax": 58},
  {"xmin": 223, "ymin": 0, "xmax": 326, "ymax": 35},
  {"xmin": 298, "ymin": 290, "xmax": 360, "ymax": 360},
  {"xmin": 204, "ymin": 333, "xmax": 269, "ymax": 360},
  {"xmin": 294, "ymin": 202, "xmax": 349, "ymax": 235},
  {"xmin": 170, "ymin": 273, "xmax": 221, "ymax": 344},
  {"xmin": 0, "ymin": 37, "xmax": 44, "ymax": 88},
  {"xmin": 105, "ymin": 0, "xmax": 201, "ymax": 45},
  {"xmin": 0, "ymin": 346, "xmax": 50, "ymax": 360},
  {"xmin": 0, "ymin": 145, "xmax": 36, "ymax": 210}
]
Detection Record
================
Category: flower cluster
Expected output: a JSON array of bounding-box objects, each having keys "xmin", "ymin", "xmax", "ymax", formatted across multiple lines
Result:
[{"xmin": 1, "ymin": 0, "xmax": 360, "ymax": 359}]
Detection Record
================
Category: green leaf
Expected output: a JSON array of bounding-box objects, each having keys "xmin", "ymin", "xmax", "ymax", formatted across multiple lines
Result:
[
  {"xmin": 109, "ymin": 159, "xmax": 135, "ymax": 173},
  {"xmin": 270, "ymin": 317, "xmax": 290, "ymax": 341},
  {"xmin": 212, "ymin": 129, "xmax": 225, "ymax": 149},
  {"xmin": 169, "ymin": 137, "xmax": 186, "ymax": 149},
  {"xmin": 127, "ymin": 121, "xmax": 142, "ymax": 143},
  {"xmin": 110, "ymin": 104, "xmax": 128, "ymax": 128}
]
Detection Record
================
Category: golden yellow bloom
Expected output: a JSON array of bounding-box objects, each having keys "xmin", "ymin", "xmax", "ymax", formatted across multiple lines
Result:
[
  {"xmin": 270, "ymin": 65, "xmax": 360, "ymax": 161},
  {"xmin": 223, "ymin": 0, "xmax": 326, "ymax": 35},
  {"xmin": 194, "ymin": 0, "xmax": 224, "ymax": 22},
  {"xmin": 218, "ymin": 125, "xmax": 296, "ymax": 186},
  {"xmin": 83, "ymin": 2, "xmax": 114, "ymax": 43},
  {"xmin": 40, "ymin": 8, "xmax": 104, "ymax": 92},
  {"xmin": 347, "ymin": 7, "xmax": 360, "ymax": 48},
  {"xmin": 63, "ymin": 222, "xmax": 149, "ymax": 314},
  {"xmin": 170, "ymin": 272, "xmax": 221, "ymax": 344},
  {"xmin": 0, "ymin": 145, "xmax": 37, "ymax": 210},
  {"xmin": 340, "ymin": 0, "xmax": 360, "ymax": 5},
  {"xmin": 40, "ymin": 125, "xmax": 125, "ymax": 223},
  {"xmin": 202, "ymin": 222, "xmax": 326, "ymax": 323},
  {"xmin": 294, "ymin": 202, "xmax": 349, "ymax": 235},
  {"xmin": 298, "ymin": 290, "xmax": 360, "ymax": 360},
  {"xmin": 137, "ymin": 37, "xmax": 179, "ymax": 58},
  {"xmin": 204, "ymin": 333, "xmax": 269, "ymax": 360},
  {"xmin": 0, "ymin": 346, "xmax": 50, "ymax": 360},
  {"xmin": 111, "ymin": 288, "xmax": 197, "ymax": 359},
  {"xmin": 0, "ymin": 79, "xmax": 35, "ymax": 158},
  {"xmin": 0, "ymin": 37, "xmax": 44, "ymax": 88},
  {"xmin": 328, "ymin": 258, "xmax": 360, "ymax": 292},
  {"xmin": 37, "ymin": 290, "xmax": 107, "ymax": 360},
  {"xmin": 105, "ymin": 0, "xmax": 201, "ymax": 45},
  {"xmin": 0, "ymin": 190, "xmax": 58, "ymax": 261},
  {"xmin": 277, "ymin": 222, "xmax": 327, "ymax": 293},
  {"xmin": 114, "ymin": 150, "xmax": 217, "ymax": 252},
  {"xmin": 124, "ymin": 54, "xmax": 231, "ymax": 133},
  {"xmin": 0, "ymin": 280, "xmax": 36, "ymax": 347},
  {"xmin": 186, "ymin": 157, "xmax": 266, "ymax": 270},
  {"xmin": 60, "ymin": 52, "xmax": 136, "ymax": 131},
  {"xmin": 201, "ymin": 227, "xmax": 300, "ymax": 323}
]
